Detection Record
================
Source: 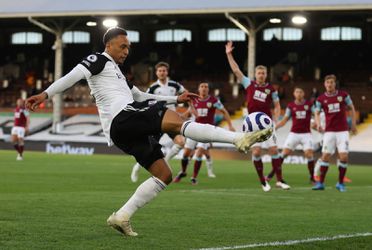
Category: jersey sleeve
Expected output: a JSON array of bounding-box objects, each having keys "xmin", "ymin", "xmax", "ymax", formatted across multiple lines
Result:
[
  {"xmin": 213, "ymin": 99, "xmax": 224, "ymax": 110},
  {"xmin": 345, "ymin": 95, "xmax": 353, "ymax": 106},
  {"xmin": 176, "ymin": 82, "xmax": 186, "ymax": 94},
  {"xmin": 272, "ymin": 90, "xmax": 279, "ymax": 102},
  {"xmin": 147, "ymin": 84, "xmax": 159, "ymax": 94},
  {"xmin": 78, "ymin": 54, "xmax": 110, "ymax": 79},
  {"xmin": 284, "ymin": 107, "xmax": 291, "ymax": 118},
  {"xmin": 23, "ymin": 110, "xmax": 30, "ymax": 117},
  {"xmin": 241, "ymin": 76, "xmax": 252, "ymax": 89},
  {"xmin": 315, "ymin": 100, "xmax": 322, "ymax": 112}
]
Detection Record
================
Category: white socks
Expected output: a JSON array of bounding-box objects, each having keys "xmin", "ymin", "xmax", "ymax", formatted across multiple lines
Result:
[
  {"xmin": 314, "ymin": 159, "xmax": 321, "ymax": 176},
  {"xmin": 206, "ymin": 158, "xmax": 213, "ymax": 172},
  {"xmin": 116, "ymin": 177, "xmax": 166, "ymax": 220},
  {"xmin": 181, "ymin": 121, "xmax": 241, "ymax": 144},
  {"xmin": 164, "ymin": 144, "xmax": 182, "ymax": 161}
]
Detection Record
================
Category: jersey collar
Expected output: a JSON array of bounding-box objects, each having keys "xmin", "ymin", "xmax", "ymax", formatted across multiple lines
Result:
[
  {"xmin": 102, "ymin": 52, "xmax": 116, "ymax": 64},
  {"xmin": 156, "ymin": 79, "xmax": 169, "ymax": 86},
  {"xmin": 325, "ymin": 90, "xmax": 338, "ymax": 97}
]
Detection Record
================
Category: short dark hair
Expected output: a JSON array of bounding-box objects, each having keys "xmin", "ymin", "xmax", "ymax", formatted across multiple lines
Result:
[
  {"xmin": 103, "ymin": 27, "xmax": 127, "ymax": 45},
  {"xmin": 155, "ymin": 61, "xmax": 170, "ymax": 70}
]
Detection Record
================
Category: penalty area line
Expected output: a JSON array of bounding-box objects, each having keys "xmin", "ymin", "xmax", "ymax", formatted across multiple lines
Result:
[{"xmin": 193, "ymin": 232, "xmax": 372, "ymax": 250}]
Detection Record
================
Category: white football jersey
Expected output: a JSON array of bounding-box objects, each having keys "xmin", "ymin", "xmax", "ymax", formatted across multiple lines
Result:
[
  {"xmin": 147, "ymin": 79, "xmax": 185, "ymax": 110},
  {"xmin": 76, "ymin": 52, "xmax": 134, "ymax": 145}
]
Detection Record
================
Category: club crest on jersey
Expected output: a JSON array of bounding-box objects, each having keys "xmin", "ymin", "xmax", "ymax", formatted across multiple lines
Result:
[
  {"xmin": 87, "ymin": 55, "xmax": 98, "ymax": 62},
  {"xmin": 337, "ymin": 96, "xmax": 343, "ymax": 102},
  {"xmin": 304, "ymin": 105, "xmax": 309, "ymax": 110},
  {"xmin": 265, "ymin": 89, "xmax": 271, "ymax": 94},
  {"xmin": 207, "ymin": 102, "xmax": 212, "ymax": 108}
]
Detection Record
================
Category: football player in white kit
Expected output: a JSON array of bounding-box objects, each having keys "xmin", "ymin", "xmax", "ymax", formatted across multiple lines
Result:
[{"xmin": 25, "ymin": 27, "xmax": 272, "ymax": 236}]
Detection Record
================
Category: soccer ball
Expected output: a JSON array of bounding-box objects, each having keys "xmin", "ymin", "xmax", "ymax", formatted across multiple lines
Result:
[{"xmin": 242, "ymin": 112, "xmax": 273, "ymax": 132}]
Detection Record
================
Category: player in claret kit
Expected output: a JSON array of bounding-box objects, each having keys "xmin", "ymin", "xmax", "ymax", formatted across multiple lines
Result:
[
  {"xmin": 274, "ymin": 87, "xmax": 316, "ymax": 183},
  {"xmin": 11, "ymin": 98, "xmax": 30, "ymax": 161},
  {"xmin": 225, "ymin": 41, "xmax": 289, "ymax": 192},
  {"xmin": 173, "ymin": 82, "xmax": 235, "ymax": 184},
  {"xmin": 313, "ymin": 74, "xmax": 357, "ymax": 192},
  {"xmin": 26, "ymin": 27, "xmax": 272, "ymax": 237}
]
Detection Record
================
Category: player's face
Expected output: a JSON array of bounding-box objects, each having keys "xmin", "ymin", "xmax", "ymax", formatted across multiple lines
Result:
[
  {"xmin": 106, "ymin": 35, "xmax": 130, "ymax": 64},
  {"xmin": 198, "ymin": 83, "xmax": 209, "ymax": 97},
  {"xmin": 255, "ymin": 69, "xmax": 267, "ymax": 84},
  {"xmin": 16, "ymin": 99, "xmax": 24, "ymax": 107},
  {"xmin": 156, "ymin": 66, "xmax": 168, "ymax": 81},
  {"xmin": 294, "ymin": 88, "xmax": 304, "ymax": 101},
  {"xmin": 324, "ymin": 79, "xmax": 336, "ymax": 93}
]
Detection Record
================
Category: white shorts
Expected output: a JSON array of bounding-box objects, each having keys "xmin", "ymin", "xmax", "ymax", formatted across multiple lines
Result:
[
  {"xmin": 184, "ymin": 138, "xmax": 210, "ymax": 150},
  {"xmin": 11, "ymin": 126, "xmax": 26, "ymax": 138},
  {"xmin": 252, "ymin": 132, "xmax": 277, "ymax": 149},
  {"xmin": 322, "ymin": 131, "xmax": 349, "ymax": 154},
  {"xmin": 283, "ymin": 132, "xmax": 313, "ymax": 151}
]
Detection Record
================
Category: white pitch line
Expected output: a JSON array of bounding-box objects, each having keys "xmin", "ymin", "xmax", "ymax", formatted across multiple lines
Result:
[{"xmin": 193, "ymin": 232, "xmax": 372, "ymax": 250}]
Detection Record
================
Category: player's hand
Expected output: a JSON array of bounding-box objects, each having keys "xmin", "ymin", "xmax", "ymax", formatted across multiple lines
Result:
[
  {"xmin": 177, "ymin": 91, "xmax": 200, "ymax": 103},
  {"xmin": 25, "ymin": 127, "xmax": 29, "ymax": 135},
  {"xmin": 351, "ymin": 125, "xmax": 357, "ymax": 135},
  {"xmin": 225, "ymin": 41, "xmax": 234, "ymax": 54},
  {"xmin": 26, "ymin": 92, "xmax": 48, "ymax": 111}
]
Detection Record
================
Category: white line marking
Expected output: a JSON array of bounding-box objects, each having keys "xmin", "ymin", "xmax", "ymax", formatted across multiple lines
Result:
[{"xmin": 193, "ymin": 232, "xmax": 372, "ymax": 250}]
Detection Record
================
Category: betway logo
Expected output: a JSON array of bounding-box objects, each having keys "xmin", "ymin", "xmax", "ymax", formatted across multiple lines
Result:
[{"xmin": 46, "ymin": 143, "xmax": 94, "ymax": 155}]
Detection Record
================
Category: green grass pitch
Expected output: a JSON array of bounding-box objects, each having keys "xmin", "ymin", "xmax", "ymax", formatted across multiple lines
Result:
[{"xmin": 1, "ymin": 150, "xmax": 372, "ymax": 249}]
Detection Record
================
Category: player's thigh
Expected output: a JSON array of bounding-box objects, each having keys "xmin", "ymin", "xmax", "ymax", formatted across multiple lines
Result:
[
  {"xmin": 301, "ymin": 133, "xmax": 313, "ymax": 153},
  {"xmin": 336, "ymin": 131, "xmax": 349, "ymax": 155},
  {"xmin": 283, "ymin": 133, "xmax": 298, "ymax": 152},
  {"xmin": 17, "ymin": 127, "xmax": 25, "ymax": 139},
  {"xmin": 322, "ymin": 132, "xmax": 336, "ymax": 155},
  {"xmin": 161, "ymin": 109, "xmax": 187, "ymax": 135}
]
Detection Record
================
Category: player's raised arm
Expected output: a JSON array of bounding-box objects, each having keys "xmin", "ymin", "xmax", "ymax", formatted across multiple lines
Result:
[
  {"xmin": 225, "ymin": 41, "xmax": 244, "ymax": 83},
  {"xmin": 26, "ymin": 66, "xmax": 85, "ymax": 111}
]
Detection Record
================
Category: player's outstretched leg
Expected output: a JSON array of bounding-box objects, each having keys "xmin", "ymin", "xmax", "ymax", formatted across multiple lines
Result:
[
  {"xmin": 130, "ymin": 163, "xmax": 141, "ymax": 183},
  {"xmin": 108, "ymin": 159, "xmax": 171, "ymax": 236},
  {"xmin": 162, "ymin": 110, "xmax": 272, "ymax": 153}
]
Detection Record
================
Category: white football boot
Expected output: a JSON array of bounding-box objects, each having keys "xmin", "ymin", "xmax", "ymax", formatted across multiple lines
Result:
[
  {"xmin": 262, "ymin": 181, "xmax": 271, "ymax": 192},
  {"xmin": 276, "ymin": 181, "xmax": 291, "ymax": 190},
  {"xmin": 16, "ymin": 154, "xmax": 23, "ymax": 161},
  {"xmin": 234, "ymin": 128, "xmax": 272, "ymax": 153},
  {"xmin": 107, "ymin": 212, "xmax": 138, "ymax": 237}
]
